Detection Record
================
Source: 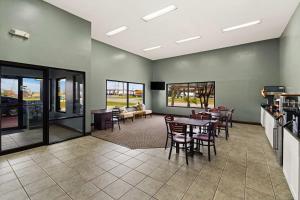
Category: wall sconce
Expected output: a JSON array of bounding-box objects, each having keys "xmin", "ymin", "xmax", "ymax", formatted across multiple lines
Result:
[{"xmin": 9, "ymin": 29, "xmax": 30, "ymax": 39}]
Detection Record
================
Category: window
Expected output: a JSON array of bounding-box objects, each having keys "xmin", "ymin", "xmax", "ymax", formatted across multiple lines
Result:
[
  {"xmin": 128, "ymin": 83, "xmax": 144, "ymax": 107},
  {"xmin": 167, "ymin": 81, "xmax": 215, "ymax": 109},
  {"xmin": 73, "ymin": 75, "xmax": 84, "ymax": 114},
  {"xmin": 56, "ymin": 78, "xmax": 66, "ymax": 112},
  {"xmin": 106, "ymin": 80, "xmax": 145, "ymax": 109}
]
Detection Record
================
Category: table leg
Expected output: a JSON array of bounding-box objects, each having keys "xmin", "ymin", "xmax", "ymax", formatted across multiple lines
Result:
[{"xmin": 189, "ymin": 125, "xmax": 194, "ymax": 156}]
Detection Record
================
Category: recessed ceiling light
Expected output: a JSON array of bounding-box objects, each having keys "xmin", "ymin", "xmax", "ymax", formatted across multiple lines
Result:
[
  {"xmin": 142, "ymin": 5, "xmax": 177, "ymax": 22},
  {"xmin": 222, "ymin": 20, "xmax": 261, "ymax": 32},
  {"xmin": 106, "ymin": 26, "xmax": 128, "ymax": 36},
  {"xmin": 176, "ymin": 36, "xmax": 201, "ymax": 44},
  {"xmin": 143, "ymin": 46, "xmax": 161, "ymax": 52}
]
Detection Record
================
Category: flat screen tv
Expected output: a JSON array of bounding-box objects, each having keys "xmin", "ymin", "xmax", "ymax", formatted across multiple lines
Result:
[{"xmin": 151, "ymin": 82, "xmax": 165, "ymax": 90}]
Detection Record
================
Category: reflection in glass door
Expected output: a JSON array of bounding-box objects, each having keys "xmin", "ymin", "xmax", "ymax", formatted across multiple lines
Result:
[
  {"xmin": 1, "ymin": 78, "xmax": 19, "ymax": 129},
  {"xmin": 0, "ymin": 66, "xmax": 45, "ymax": 152}
]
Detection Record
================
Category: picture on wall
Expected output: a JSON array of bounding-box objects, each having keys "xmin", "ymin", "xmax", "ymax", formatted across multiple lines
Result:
[{"xmin": 167, "ymin": 81, "xmax": 215, "ymax": 109}]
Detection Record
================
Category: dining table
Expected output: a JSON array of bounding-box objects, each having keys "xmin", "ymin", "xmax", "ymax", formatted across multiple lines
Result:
[{"xmin": 173, "ymin": 117, "xmax": 218, "ymax": 155}]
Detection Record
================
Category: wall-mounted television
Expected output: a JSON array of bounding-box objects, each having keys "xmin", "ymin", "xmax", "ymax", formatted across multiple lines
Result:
[{"xmin": 151, "ymin": 82, "xmax": 165, "ymax": 90}]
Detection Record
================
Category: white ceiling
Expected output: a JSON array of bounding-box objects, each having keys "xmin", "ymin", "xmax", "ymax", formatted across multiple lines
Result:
[{"xmin": 43, "ymin": 0, "xmax": 300, "ymax": 60}]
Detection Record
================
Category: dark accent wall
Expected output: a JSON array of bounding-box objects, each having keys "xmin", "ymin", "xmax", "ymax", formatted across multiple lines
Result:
[
  {"xmin": 280, "ymin": 4, "xmax": 300, "ymax": 93},
  {"xmin": 91, "ymin": 40, "xmax": 152, "ymax": 110},
  {"xmin": 152, "ymin": 39, "xmax": 280, "ymax": 123}
]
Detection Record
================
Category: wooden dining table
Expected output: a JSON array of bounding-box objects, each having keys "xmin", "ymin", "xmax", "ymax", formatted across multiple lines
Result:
[{"xmin": 173, "ymin": 117, "xmax": 218, "ymax": 155}]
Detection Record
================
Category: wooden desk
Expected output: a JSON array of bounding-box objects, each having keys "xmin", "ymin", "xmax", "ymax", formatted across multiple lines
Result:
[{"xmin": 92, "ymin": 109, "xmax": 112, "ymax": 130}]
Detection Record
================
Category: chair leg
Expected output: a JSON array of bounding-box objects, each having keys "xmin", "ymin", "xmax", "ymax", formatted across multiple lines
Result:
[
  {"xmin": 165, "ymin": 135, "xmax": 169, "ymax": 150},
  {"xmin": 185, "ymin": 143, "xmax": 189, "ymax": 165},
  {"xmin": 118, "ymin": 120, "xmax": 120, "ymax": 130},
  {"xmin": 168, "ymin": 141, "xmax": 173, "ymax": 160},
  {"xmin": 208, "ymin": 141, "xmax": 211, "ymax": 161},
  {"xmin": 213, "ymin": 143, "xmax": 217, "ymax": 155},
  {"xmin": 176, "ymin": 143, "xmax": 179, "ymax": 154},
  {"xmin": 226, "ymin": 128, "xmax": 229, "ymax": 140},
  {"xmin": 112, "ymin": 122, "xmax": 114, "ymax": 132}
]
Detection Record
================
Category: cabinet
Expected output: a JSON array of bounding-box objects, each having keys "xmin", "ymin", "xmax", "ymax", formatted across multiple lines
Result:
[
  {"xmin": 264, "ymin": 110, "xmax": 275, "ymax": 147},
  {"xmin": 261, "ymin": 107, "xmax": 266, "ymax": 127},
  {"xmin": 283, "ymin": 128, "xmax": 300, "ymax": 200}
]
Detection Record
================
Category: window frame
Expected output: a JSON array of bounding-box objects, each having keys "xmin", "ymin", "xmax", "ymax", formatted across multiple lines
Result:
[
  {"xmin": 106, "ymin": 79, "xmax": 145, "ymax": 109},
  {"xmin": 73, "ymin": 75, "xmax": 84, "ymax": 114},
  {"xmin": 166, "ymin": 81, "xmax": 215, "ymax": 109},
  {"xmin": 56, "ymin": 77, "xmax": 67, "ymax": 113}
]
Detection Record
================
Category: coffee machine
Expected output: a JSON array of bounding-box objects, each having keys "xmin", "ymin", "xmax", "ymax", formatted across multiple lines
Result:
[
  {"xmin": 279, "ymin": 94, "xmax": 300, "ymax": 125},
  {"xmin": 292, "ymin": 110, "xmax": 300, "ymax": 137},
  {"xmin": 261, "ymin": 86, "xmax": 285, "ymax": 106}
]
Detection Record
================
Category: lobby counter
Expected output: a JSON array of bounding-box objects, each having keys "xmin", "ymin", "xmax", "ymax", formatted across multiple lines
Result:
[
  {"xmin": 261, "ymin": 106, "xmax": 300, "ymax": 200},
  {"xmin": 260, "ymin": 106, "xmax": 276, "ymax": 147}
]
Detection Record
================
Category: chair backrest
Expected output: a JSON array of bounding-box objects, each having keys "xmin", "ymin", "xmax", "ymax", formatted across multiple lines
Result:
[
  {"xmin": 229, "ymin": 109, "xmax": 234, "ymax": 120},
  {"xmin": 164, "ymin": 115, "xmax": 174, "ymax": 133},
  {"xmin": 191, "ymin": 110, "xmax": 196, "ymax": 115},
  {"xmin": 191, "ymin": 113, "xmax": 202, "ymax": 120},
  {"xmin": 218, "ymin": 106, "xmax": 228, "ymax": 111},
  {"xmin": 209, "ymin": 108, "xmax": 219, "ymax": 113},
  {"xmin": 112, "ymin": 108, "xmax": 120, "ymax": 118},
  {"xmin": 169, "ymin": 122, "xmax": 187, "ymax": 136},
  {"xmin": 200, "ymin": 112, "xmax": 212, "ymax": 120},
  {"xmin": 207, "ymin": 122, "xmax": 217, "ymax": 140}
]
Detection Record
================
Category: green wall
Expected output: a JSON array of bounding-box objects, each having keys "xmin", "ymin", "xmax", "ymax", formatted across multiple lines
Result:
[
  {"xmin": 91, "ymin": 40, "xmax": 152, "ymax": 110},
  {"xmin": 152, "ymin": 39, "xmax": 280, "ymax": 123},
  {"xmin": 280, "ymin": 4, "xmax": 300, "ymax": 93},
  {"xmin": 0, "ymin": 0, "xmax": 92, "ymax": 131},
  {"xmin": 1, "ymin": 0, "xmax": 292, "ymax": 126}
]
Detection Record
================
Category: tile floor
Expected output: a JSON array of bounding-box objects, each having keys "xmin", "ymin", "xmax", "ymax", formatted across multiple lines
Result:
[
  {"xmin": 0, "ymin": 123, "xmax": 293, "ymax": 200},
  {"xmin": 1, "ymin": 125, "xmax": 83, "ymax": 151}
]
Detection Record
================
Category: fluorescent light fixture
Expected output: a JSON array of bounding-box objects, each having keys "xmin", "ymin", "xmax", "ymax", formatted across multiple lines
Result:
[
  {"xmin": 143, "ymin": 46, "xmax": 161, "ymax": 52},
  {"xmin": 176, "ymin": 36, "xmax": 201, "ymax": 44},
  {"xmin": 142, "ymin": 5, "xmax": 177, "ymax": 22},
  {"xmin": 106, "ymin": 26, "xmax": 128, "ymax": 36},
  {"xmin": 222, "ymin": 20, "xmax": 261, "ymax": 32}
]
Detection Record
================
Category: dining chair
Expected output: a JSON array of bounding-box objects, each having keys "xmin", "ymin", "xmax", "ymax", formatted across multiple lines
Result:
[
  {"xmin": 168, "ymin": 122, "xmax": 192, "ymax": 165},
  {"xmin": 105, "ymin": 108, "xmax": 121, "ymax": 131},
  {"xmin": 217, "ymin": 112, "xmax": 230, "ymax": 140},
  {"xmin": 229, "ymin": 109, "xmax": 234, "ymax": 128},
  {"xmin": 191, "ymin": 109, "xmax": 196, "ymax": 116},
  {"xmin": 164, "ymin": 115, "xmax": 174, "ymax": 149},
  {"xmin": 193, "ymin": 122, "xmax": 217, "ymax": 161}
]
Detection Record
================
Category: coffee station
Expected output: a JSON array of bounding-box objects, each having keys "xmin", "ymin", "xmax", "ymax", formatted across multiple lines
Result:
[{"xmin": 261, "ymin": 86, "xmax": 300, "ymax": 200}]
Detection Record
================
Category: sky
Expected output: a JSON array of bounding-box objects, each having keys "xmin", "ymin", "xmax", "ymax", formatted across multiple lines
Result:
[{"xmin": 1, "ymin": 78, "xmax": 41, "ymax": 94}]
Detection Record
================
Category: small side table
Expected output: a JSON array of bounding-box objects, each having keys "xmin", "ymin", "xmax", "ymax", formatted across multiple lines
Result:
[{"xmin": 92, "ymin": 109, "xmax": 112, "ymax": 130}]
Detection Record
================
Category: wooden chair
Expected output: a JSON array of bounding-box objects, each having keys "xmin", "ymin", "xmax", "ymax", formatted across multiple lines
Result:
[
  {"xmin": 168, "ymin": 123, "xmax": 192, "ymax": 165},
  {"xmin": 164, "ymin": 115, "xmax": 174, "ymax": 149},
  {"xmin": 229, "ymin": 109, "xmax": 234, "ymax": 128},
  {"xmin": 193, "ymin": 122, "xmax": 217, "ymax": 161},
  {"xmin": 217, "ymin": 112, "xmax": 230, "ymax": 140},
  {"xmin": 105, "ymin": 108, "xmax": 121, "ymax": 131}
]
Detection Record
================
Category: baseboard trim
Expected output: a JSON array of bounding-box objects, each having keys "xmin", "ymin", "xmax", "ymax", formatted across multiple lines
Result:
[{"xmin": 152, "ymin": 112, "xmax": 260, "ymax": 125}]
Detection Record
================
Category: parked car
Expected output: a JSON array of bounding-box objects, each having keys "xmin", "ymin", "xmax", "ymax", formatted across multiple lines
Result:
[{"xmin": 1, "ymin": 96, "xmax": 19, "ymax": 116}]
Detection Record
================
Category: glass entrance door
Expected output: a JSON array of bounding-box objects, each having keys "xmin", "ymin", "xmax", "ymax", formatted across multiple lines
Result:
[{"xmin": 0, "ymin": 66, "xmax": 45, "ymax": 152}]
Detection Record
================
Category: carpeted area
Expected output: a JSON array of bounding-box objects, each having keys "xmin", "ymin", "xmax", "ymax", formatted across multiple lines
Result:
[{"xmin": 92, "ymin": 115, "xmax": 169, "ymax": 149}]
